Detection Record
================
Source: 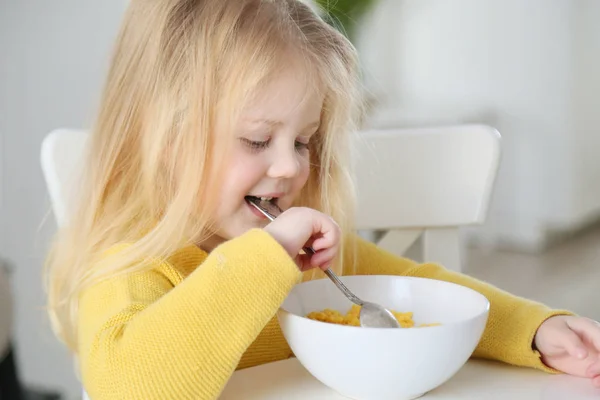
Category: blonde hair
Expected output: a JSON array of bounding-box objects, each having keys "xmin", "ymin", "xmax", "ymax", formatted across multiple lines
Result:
[{"xmin": 45, "ymin": 0, "xmax": 363, "ymax": 351}]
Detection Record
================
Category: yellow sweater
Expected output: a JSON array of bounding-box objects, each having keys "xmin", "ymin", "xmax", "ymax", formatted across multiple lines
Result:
[{"xmin": 78, "ymin": 229, "xmax": 571, "ymax": 399}]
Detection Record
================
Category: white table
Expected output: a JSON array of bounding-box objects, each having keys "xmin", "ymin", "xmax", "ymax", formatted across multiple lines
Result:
[{"xmin": 221, "ymin": 358, "xmax": 599, "ymax": 399}]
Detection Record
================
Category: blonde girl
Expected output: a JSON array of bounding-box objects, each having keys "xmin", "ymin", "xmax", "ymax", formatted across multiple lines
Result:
[{"xmin": 45, "ymin": 0, "xmax": 600, "ymax": 399}]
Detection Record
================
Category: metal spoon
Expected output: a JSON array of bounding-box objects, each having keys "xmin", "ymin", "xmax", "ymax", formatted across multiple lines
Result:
[{"xmin": 246, "ymin": 197, "xmax": 401, "ymax": 329}]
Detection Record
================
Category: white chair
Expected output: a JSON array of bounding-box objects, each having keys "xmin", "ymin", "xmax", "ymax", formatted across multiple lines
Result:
[
  {"xmin": 40, "ymin": 128, "xmax": 89, "ymax": 228},
  {"xmin": 41, "ymin": 125, "xmax": 501, "ymax": 273},
  {"xmin": 353, "ymin": 124, "xmax": 501, "ymax": 271}
]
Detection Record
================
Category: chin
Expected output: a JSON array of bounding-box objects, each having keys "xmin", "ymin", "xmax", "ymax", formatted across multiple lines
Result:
[{"xmin": 221, "ymin": 222, "xmax": 267, "ymax": 241}]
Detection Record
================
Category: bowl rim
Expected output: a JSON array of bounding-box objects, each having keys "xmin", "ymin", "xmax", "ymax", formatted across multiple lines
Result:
[{"xmin": 278, "ymin": 275, "xmax": 491, "ymax": 331}]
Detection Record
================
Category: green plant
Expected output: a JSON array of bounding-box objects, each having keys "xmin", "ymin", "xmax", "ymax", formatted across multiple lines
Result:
[{"xmin": 314, "ymin": 0, "xmax": 378, "ymax": 40}]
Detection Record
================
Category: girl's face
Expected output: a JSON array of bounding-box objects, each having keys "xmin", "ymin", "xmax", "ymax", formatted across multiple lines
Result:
[{"xmin": 202, "ymin": 67, "xmax": 323, "ymax": 251}]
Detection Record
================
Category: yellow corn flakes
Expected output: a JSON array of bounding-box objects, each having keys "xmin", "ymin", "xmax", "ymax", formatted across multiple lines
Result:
[{"xmin": 306, "ymin": 304, "xmax": 439, "ymax": 328}]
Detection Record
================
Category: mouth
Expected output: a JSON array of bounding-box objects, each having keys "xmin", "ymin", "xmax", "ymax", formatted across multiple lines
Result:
[
  {"xmin": 244, "ymin": 195, "xmax": 281, "ymax": 220},
  {"xmin": 244, "ymin": 195, "xmax": 280, "ymax": 207}
]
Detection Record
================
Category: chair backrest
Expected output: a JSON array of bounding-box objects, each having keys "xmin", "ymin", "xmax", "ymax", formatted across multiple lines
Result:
[
  {"xmin": 352, "ymin": 124, "xmax": 501, "ymax": 271},
  {"xmin": 41, "ymin": 124, "xmax": 501, "ymax": 272},
  {"xmin": 40, "ymin": 128, "xmax": 89, "ymax": 228},
  {"xmin": 354, "ymin": 124, "xmax": 499, "ymax": 229}
]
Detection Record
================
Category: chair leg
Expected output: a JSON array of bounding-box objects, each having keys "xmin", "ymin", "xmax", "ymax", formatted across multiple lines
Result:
[
  {"xmin": 0, "ymin": 343, "xmax": 25, "ymax": 400},
  {"xmin": 423, "ymin": 228, "xmax": 462, "ymax": 272}
]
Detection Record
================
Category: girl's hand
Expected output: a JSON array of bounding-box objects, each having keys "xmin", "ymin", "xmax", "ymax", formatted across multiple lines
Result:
[
  {"xmin": 534, "ymin": 315, "xmax": 600, "ymax": 387},
  {"xmin": 264, "ymin": 207, "xmax": 340, "ymax": 272}
]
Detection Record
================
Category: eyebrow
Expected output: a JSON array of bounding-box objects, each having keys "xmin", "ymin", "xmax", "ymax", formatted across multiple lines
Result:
[{"xmin": 246, "ymin": 119, "xmax": 321, "ymax": 132}]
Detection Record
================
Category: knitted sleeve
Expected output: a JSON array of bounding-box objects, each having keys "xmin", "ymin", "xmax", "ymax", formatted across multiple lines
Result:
[
  {"xmin": 78, "ymin": 229, "xmax": 301, "ymax": 399},
  {"xmin": 347, "ymin": 236, "xmax": 572, "ymax": 372}
]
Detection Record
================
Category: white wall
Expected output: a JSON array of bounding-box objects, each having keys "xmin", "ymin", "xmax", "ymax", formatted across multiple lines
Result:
[
  {"xmin": 568, "ymin": 0, "xmax": 600, "ymax": 229},
  {"xmin": 357, "ymin": 0, "xmax": 599, "ymax": 251},
  {"xmin": 0, "ymin": 1, "xmax": 127, "ymax": 398}
]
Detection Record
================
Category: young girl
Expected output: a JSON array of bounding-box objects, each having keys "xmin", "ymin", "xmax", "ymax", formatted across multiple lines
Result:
[{"xmin": 46, "ymin": 0, "xmax": 600, "ymax": 399}]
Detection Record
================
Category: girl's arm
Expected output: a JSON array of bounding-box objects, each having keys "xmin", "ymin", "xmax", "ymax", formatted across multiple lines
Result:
[
  {"xmin": 78, "ymin": 229, "xmax": 301, "ymax": 400},
  {"xmin": 346, "ymin": 235, "xmax": 573, "ymax": 372}
]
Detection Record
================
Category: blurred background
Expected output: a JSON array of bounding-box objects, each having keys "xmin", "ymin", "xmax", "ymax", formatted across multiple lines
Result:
[{"xmin": 1, "ymin": 1, "xmax": 599, "ymax": 399}]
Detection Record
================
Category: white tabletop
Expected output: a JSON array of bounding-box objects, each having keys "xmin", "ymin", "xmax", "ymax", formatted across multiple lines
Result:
[{"xmin": 221, "ymin": 358, "xmax": 599, "ymax": 399}]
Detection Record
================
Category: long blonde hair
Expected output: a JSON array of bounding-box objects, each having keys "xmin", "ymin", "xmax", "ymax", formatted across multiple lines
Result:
[{"xmin": 46, "ymin": 0, "xmax": 363, "ymax": 351}]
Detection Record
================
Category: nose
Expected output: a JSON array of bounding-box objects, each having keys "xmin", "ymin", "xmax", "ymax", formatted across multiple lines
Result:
[{"xmin": 267, "ymin": 146, "xmax": 301, "ymax": 179}]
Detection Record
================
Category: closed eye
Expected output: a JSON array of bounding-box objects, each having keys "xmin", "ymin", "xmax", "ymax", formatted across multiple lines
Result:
[
  {"xmin": 295, "ymin": 140, "xmax": 309, "ymax": 151},
  {"xmin": 240, "ymin": 138, "xmax": 270, "ymax": 152}
]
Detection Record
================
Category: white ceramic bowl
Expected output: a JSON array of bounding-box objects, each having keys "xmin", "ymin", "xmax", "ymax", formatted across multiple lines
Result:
[{"xmin": 277, "ymin": 275, "xmax": 490, "ymax": 400}]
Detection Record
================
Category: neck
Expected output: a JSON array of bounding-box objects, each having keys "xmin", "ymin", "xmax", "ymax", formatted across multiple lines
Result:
[{"xmin": 196, "ymin": 234, "xmax": 226, "ymax": 253}]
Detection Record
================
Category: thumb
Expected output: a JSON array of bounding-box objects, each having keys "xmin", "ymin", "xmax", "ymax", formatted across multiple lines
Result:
[{"xmin": 560, "ymin": 328, "xmax": 589, "ymax": 360}]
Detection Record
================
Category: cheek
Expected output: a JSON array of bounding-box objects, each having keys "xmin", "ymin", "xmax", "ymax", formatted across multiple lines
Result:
[{"xmin": 222, "ymin": 154, "xmax": 265, "ymax": 196}]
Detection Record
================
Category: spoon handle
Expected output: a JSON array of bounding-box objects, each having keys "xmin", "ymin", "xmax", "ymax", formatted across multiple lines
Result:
[
  {"xmin": 323, "ymin": 269, "xmax": 364, "ymax": 306},
  {"xmin": 301, "ymin": 246, "xmax": 364, "ymax": 306}
]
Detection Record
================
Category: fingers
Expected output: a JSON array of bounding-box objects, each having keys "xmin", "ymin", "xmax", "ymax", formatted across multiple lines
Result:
[
  {"xmin": 296, "ymin": 254, "xmax": 314, "ymax": 272},
  {"xmin": 310, "ymin": 216, "xmax": 340, "ymax": 251},
  {"xmin": 567, "ymin": 318, "xmax": 600, "ymax": 353},
  {"xmin": 310, "ymin": 231, "xmax": 339, "ymax": 264},
  {"xmin": 560, "ymin": 327, "xmax": 589, "ymax": 360},
  {"xmin": 297, "ymin": 251, "xmax": 336, "ymax": 272},
  {"xmin": 264, "ymin": 207, "xmax": 340, "ymax": 264},
  {"xmin": 311, "ymin": 247, "xmax": 338, "ymax": 269},
  {"xmin": 303, "ymin": 212, "xmax": 340, "ymax": 269},
  {"xmin": 311, "ymin": 234, "xmax": 335, "ymax": 252},
  {"xmin": 587, "ymin": 361, "xmax": 600, "ymax": 378}
]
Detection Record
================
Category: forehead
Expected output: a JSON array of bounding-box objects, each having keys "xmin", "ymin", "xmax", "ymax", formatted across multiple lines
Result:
[{"xmin": 240, "ymin": 65, "xmax": 325, "ymax": 126}]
